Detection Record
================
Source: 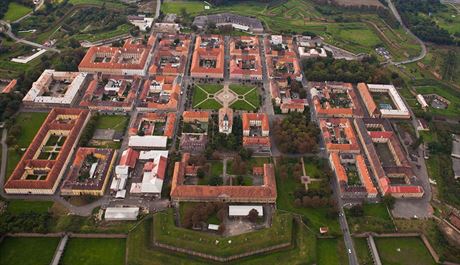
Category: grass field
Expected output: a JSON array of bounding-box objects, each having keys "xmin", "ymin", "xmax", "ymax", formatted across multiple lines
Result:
[
  {"xmin": 433, "ymin": 4, "xmax": 460, "ymax": 36},
  {"xmin": 7, "ymin": 200, "xmax": 54, "ymax": 214},
  {"xmin": 3, "ymin": 2, "xmax": 32, "ymax": 22},
  {"xmin": 228, "ymin": 84, "xmax": 260, "ymax": 111},
  {"xmin": 153, "ymin": 209, "xmax": 292, "ymax": 257},
  {"xmin": 415, "ymin": 86, "xmax": 460, "ymax": 117},
  {"xmin": 128, "ymin": 215, "xmax": 318, "ymax": 265},
  {"xmin": 346, "ymin": 203, "xmax": 395, "ymax": 233},
  {"xmin": 161, "ymin": 1, "xmax": 207, "ymax": 16},
  {"xmin": 95, "ymin": 115, "xmax": 129, "ymax": 132},
  {"xmin": 192, "ymin": 83, "xmax": 224, "ymax": 110},
  {"xmin": 276, "ymin": 158, "xmax": 340, "ymax": 235},
  {"xmin": 317, "ymin": 238, "xmax": 348, "ymax": 265},
  {"xmin": 353, "ymin": 237, "xmax": 373, "ymax": 265},
  {"xmin": 74, "ymin": 24, "xmax": 133, "ymax": 42},
  {"xmin": 68, "ymin": 0, "xmax": 128, "ymax": 8},
  {"xmin": 61, "ymin": 238, "xmax": 126, "ymax": 265},
  {"xmin": 0, "ymin": 237, "xmax": 60, "ymax": 265},
  {"xmin": 375, "ymin": 237, "xmax": 436, "ymax": 265},
  {"xmin": 6, "ymin": 112, "xmax": 49, "ymax": 180}
]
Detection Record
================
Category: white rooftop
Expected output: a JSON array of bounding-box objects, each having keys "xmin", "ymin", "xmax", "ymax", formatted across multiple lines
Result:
[
  {"xmin": 104, "ymin": 207, "xmax": 139, "ymax": 220},
  {"xmin": 128, "ymin": 135, "xmax": 168, "ymax": 148},
  {"xmin": 228, "ymin": 205, "xmax": 263, "ymax": 217}
]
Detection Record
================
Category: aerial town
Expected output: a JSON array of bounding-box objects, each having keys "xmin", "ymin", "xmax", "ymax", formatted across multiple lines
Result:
[{"xmin": 0, "ymin": 0, "xmax": 460, "ymax": 264}]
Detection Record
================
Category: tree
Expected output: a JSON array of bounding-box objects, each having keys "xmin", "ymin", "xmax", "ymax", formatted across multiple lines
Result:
[
  {"xmin": 208, "ymin": 176, "xmax": 222, "ymax": 186},
  {"xmin": 349, "ymin": 205, "xmax": 364, "ymax": 217},
  {"xmin": 247, "ymin": 209, "xmax": 259, "ymax": 223},
  {"xmin": 383, "ymin": 195, "xmax": 396, "ymax": 210}
]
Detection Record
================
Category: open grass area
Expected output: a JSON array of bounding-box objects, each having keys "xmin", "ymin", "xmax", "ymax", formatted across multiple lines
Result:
[
  {"xmin": 229, "ymin": 84, "xmax": 253, "ymax": 95},
  {"xmin": 161, "ymin": 1, "xmax": 207, "ymax": 16},
  {"xmin": 0, "ymin": 237, "xmax": 60, "ymax": 265},
  {"xmin": 74, "ymin": 23, "xmax": 133, "ymax": 42},
  {"xmin": 7, "ymin": 200, "xmax": 54, "ymax": 214},
  {"xmin": 68, "ymin": 0, "xmax": 128, "ymax": 9},
  {"xmin": 95, "ymin": 115, "xmax": 129, "ymax": 132},
  {"xmin": 192, "ymin": 83, "xmax": 224, "ymax": 110},
  {"xmin": 230, "ymin": 100, "xmax": 255, "ymax": 111},
  {"xmin": 3, "ymin": 2, "xmax": 32, "ymax": 22},
  {"xmin": 346, "ymin": 203, "xmax": 395, "ymax": 233},
  {"xmin": 317, "ymin": 238, "xmax": 348, "ymax": 265},
  {"xmin": 6, "ymin": 112, "xmax": 48, "ymax": 179},
  {"xmin": 415, "ymin": 85, "xmax": 460, "ymax": 117},
  {"xmin": 61, "ymin": 238, "xmax": 126, "ymax": 265},
  {"xmin": 353, "ymin": 237, "xmax": 373, "ymax": 265},
  {"xmin": 128, "ymin": 215, "xmax": 318, "ymax": 265},
  {"xmin": 227, "ymin": 84, "xmax": 260, "ymax": 111},
  {"xmin": 276, "ymin": 158, "xmax": 340, "ymax": 235},
  {"xmin": 153, "ymin": 209, "xmax": 293, "ymax": 258},
  {"xmin": 375, "ymin": 237, "xmax": 436, "ymax": 265}
]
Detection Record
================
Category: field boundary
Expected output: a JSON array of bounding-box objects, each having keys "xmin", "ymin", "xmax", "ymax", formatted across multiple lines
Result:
[{"xmin": 151, "ymin": 215, "xmax": 296, "ymax": 263}]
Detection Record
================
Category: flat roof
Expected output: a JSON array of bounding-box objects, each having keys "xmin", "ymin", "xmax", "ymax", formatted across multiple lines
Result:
[
  {"xmin": 229, "ymin": 205, "xmax": 263, "ymax": 216},
  {"xmin": 128, "ymin": 135, "xmax": 168, "ymax": 148}
]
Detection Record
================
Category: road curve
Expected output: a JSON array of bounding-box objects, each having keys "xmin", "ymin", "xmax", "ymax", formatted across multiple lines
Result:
[
  {"xmin": 386, "ymin": 0, "xmax": 427, "ymax": 65},
  {"xmin": 0, "ymin": 20, "xmax": 61, "ymax": 53}
]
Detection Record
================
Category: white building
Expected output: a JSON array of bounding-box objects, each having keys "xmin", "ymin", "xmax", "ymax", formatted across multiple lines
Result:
[
  {"xmin": 416, "ymin": 94, "xmax": 428, "ymax": 110},
  {"xmin": 368, "ymin": 84, "xmax": 410, "ymax": 119},
  {"xmin": 23, "ymin": 70, "xmax": 89, "ymax": 107},
  {"xmin": 104, "ymin": 207, "xmax": 139, "ymax": 221},
  {"xmin": 128, "ymin": 135, "xmax": 168, "ymax": 149},
  {"xmin": 229, "ymin": 205, "xmax": 264, "ymax": 217}
]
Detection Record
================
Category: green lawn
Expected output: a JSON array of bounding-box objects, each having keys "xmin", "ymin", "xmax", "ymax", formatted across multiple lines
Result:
[
  {"xmin": 161, "ymin": 1, "xmax": 208, "ymax": 16},
  {"xmin": 95, "ymin": 115, "xmax": 129, "ymax": 132},
  {"xmin": 74, "ymin": 24, "xmax": 133, "ymax": 42},
  {"xmin": 229, "ymin": 84, "xmax": 253, "ymax": 95},
  {"xmin": 375, "ymin": 237, "xmax": 436, "ymax": 265},
  {"xmin": 317, "ymin": 238, "xmax": 348, "ymax": 265},
  {"xmin": 6, "ymin": 112, "xmax": 48, "ymax": 179},
  {"xmin": 68, "ymin": 0, "xmax": 127, "ymax": 9},
  {"xmin": 7, "ymin": 200, "xmax": 54, "ymax": 214},
  {"xmin": 197, "ymin": 84, "xmax": 223, "ymax": 94},
  {"xmin": 61, "ymin": 238, "xmax": 126, "ymax": 265},
  {"xmin": 354, "ymin": 237, "xmax": 373, "ymax": 265},
  {"xmin": 0, "ymin": 237, "xmax": 60, "ymax": 265},
  {"xmin": 3, "ymin": 2, "xmax": 32, "ymax": 22},
  {"xmin": 415, "ymin": 85, "xmax": 460, "ymax": 117},
  {"xmin": 128, "ymin": 215, "xmax": 318, "ymax": 265},
  {"xmin": 346, "ymin": 203, "xmax": 395, "ymax": 233},
  {"xmin": 153, "ymin": 209, "xmax": 293, "ymax": 257},
  {"xmin": 276, "ymin": 158, "xmax": 340, "ymax": 235},
  {"xmin": 194, "ymin": 98, "xmax": 222, "ymax": 110},
  {"xmin": 230, "ymin": 100, "xmax": 256, "ymax": 111},
  {"xmin": 209, "ymin": 160, "xmax": 223, "ymax": 176}
]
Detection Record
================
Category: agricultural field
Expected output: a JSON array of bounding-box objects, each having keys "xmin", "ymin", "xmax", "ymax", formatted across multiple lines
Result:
[
  {"xmin": 374, "ymin": 237, "xmax": 436, "ymax": 265},
  {"xmin": 3, "ymin": 2, "xmax": 32, "ymax": 22},
  {"xmin": 0, "ymin": 237, "xmax": 60, "ymax": 265},
  {"xmin": 6, "ymin": 112, "xmax": 49, "ymax": 180},
  {"xmin": 60, "ymin": 238, "xmax": 126, "ymax": 265}
]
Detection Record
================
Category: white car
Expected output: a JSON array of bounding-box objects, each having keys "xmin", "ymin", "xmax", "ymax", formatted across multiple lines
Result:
[{"xmin": 348, "ymin": 249, "xmax": 351, "ymax": 254}]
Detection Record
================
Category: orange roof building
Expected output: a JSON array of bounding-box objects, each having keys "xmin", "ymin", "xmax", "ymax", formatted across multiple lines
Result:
[
  {"xmin": 137, "ymin": 75, "xmax": 180, "ymax": 111},
  {"xmin": 354, "ymin": 118, "xmax": 424, "ymax": 198},
  {"xmin": 1, "ymin": 79, "xmax": 17, "ymax": 94},
  {"xmin": 319, "ymin": 118, "xmax": 360, "ymax": 153},
  {"xmin": 190, "ymin": 35, "xmax": 224, "ymax": 79},
  {"xmin": 218, "ymin": 107, "xmax": 233, "ymax": 135},
  {"xmin": 329, "ymin": 152, "xmax": 378, "ymax": 199},
  {"xmin": 265, "ymin": 56, "xmax": 302, "ymax": 81},
  {"xmin": 61, "ymin": 148, "xmax": 117, "ymax": 196},
  {"xmin": 280, "ymin": 101, "xmax": 305, "ymax": 113},
  {"xmin": 4, "ymin": 108, "xmax": 90, "ymax": 195},
  {"xmin": 149, "ymin": 34, "xmax": 191, "ymax": 76},
  {"xmin": 230, "ymin": 54, "xmax": 263, "ymax": 80},
  {"xmin": 311, "ymin": 82, "xmax": 364, "ymax": 118},
  {"xmin": 129, "ymin": 112, "xmax": 176, "ymax": 139},
  {"xmin": 170, "ymin": 153, "xmax": 276, "ymax": 203},
  {"xmin": 229, "ymin": 36, "xmax": 260, "ymax": 56},
  {"xmin": 183, "ymin": 111, "xmax": 210, "ymax": 123},
  {"xmin": 242, "ymin": 113, "xmax": 270, "ymax": 153},
  {"xmin": 78, "ymin": 37, "xmax": 155, "ymax": 76},
  {"xmin": 79, "ymin": 74, "xmax": 141, "ymax": 112}
]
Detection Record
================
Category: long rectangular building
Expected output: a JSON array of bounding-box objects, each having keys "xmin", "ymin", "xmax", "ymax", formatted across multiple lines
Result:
[{"xmin": 4, "ymin": 108, "xmax": 90, "ymax": 195}]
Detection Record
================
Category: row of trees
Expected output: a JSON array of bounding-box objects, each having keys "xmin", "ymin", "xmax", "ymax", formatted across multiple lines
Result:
[
  {"xmin": 182, "ymin": 202, "xmax": 226, "ymax": 233},
  {"xmin": 0, "ymin": 212, "xmax": 51, "ymax": 234},
  {"xmin": 272, "ymin": 111, "xmax": 320, "ymax": 154}
]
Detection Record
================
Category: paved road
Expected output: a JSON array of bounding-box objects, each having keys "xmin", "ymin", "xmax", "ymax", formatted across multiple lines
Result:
[
  {"xmin": 0, "ymin": 20, "xmax": 60, "ymax": 53},
  {"xmin": 154, "ymin": 0, "xmax": 161, "ymax": 19},
  {"xmin": 0, "ymin": 130, "xmax": 8, "ymax": 196},
  {"xmin": 386, "ymin": 0, "xmax": 427, "ymax": 65}
]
